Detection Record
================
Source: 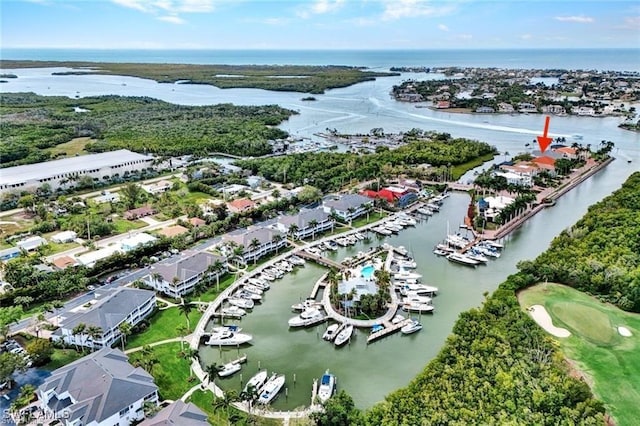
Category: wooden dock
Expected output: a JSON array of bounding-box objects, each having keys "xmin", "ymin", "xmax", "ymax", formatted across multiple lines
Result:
[
  {"xmin": 309, "ymin": 276, "xmax": 327, "ymax": 299},
  {"xmin": 366, "ymin": 318, "xmax": 413, "ymax": 344},
  {"xmin": 297, "ymin": 250, "xmax": 345, "ymax": 270}
]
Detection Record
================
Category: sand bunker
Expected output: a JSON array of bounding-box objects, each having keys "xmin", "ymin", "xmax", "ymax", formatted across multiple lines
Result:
[
  {"xmin": 618, "ymin": 326, "xmax": 632, "ymax": 337},
  {"xmin": 528, "ymin": 305, "xmax": 571, "ymax": 337}
]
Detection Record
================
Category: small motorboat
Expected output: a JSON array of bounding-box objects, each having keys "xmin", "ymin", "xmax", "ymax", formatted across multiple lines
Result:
[
  {"xmin": 402, "ymin": 302, "xmax": 435, "ymax": 313},
  {"xmin": 258, "ymin": 374, "xmax": 286, "ymax": 404},
  {"xmin": 401, "ymin": 320, "xmax": 423, "ymax": 335},
  {"xmin": 243, "ymin": 370, "xmax": 268, "ymax": 395},
  {"xmin": 237, "ymin": 290, "xmax": 261, "ymax": 301},
  {"xmin": 322, "ymin": 323, "xmax": 340, "ymax": 341},
  {"xmin": 288, "ymin": 308, "xmax": 325, "ymax": 327},
  {"xmin": 291, "ymin": 299, "xmax": 319, "ymax": 312},
  {"xmin": 221, "ymin": 306, "xmax": 246, "ymax": 317},
  {"xmin": 227, "ymin": 297, "xmax": 254, "ymax": 309},
  {"xmin": 205, "ymin": 326, "xmax": 253, "ymax": 346},
  {"xmin": 243, "ymin": 284, "xmax": 264, "ymax": 295},
  {"xmin": 334, "ymin": 324, "xmax": 354, "ymax": 347},
  {"xmin": 317, "ymin": 370, "xmax": 336, "ymax": 403},
  {"xmin": 218, "ymin": 355, "xmax": 247, "ymax": 377}
]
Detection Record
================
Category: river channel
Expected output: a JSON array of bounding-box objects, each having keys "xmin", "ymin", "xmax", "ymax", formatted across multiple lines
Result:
[{"xmin": 2, "ymin": 65, "xmax": 639, "ymax": 409}]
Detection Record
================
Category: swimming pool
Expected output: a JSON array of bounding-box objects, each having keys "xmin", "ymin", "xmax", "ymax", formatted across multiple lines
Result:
[{"xmin": 361, "ymin": 264, "xmax": 375, "ymax": 279}]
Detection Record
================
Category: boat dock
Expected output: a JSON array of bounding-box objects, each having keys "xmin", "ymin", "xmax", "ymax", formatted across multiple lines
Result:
[
  {"xmin": 366, "ymin": 318, "xmax": 413, "ymax": 344},
  {"xmin": 297, "ymin": 250, "xmax": 345, "ymax": 270},
  {"xmin": 230, "ymin": 354, "xmax": 248, "ymax": 365},
  {"xmin": 309, "ymin": 274, "xmax": 327, "ymax": 299}
]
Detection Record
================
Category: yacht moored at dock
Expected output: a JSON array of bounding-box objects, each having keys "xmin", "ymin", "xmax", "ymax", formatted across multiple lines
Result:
[{"xmin": 317, "ymin": 370, "xmax": 336, "ymax": 403}]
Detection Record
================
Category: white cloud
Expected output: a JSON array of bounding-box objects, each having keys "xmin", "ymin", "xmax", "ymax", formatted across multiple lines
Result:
[
  {"xmin": 437, "ymin": 23, "xmax": 449, "ymax": 31},
  {"xmin": 554, "ymin": 15, "xmax": 594, "ymax": 23},
  {"xmin": 520, "ymin": 34, "xmax": 532, "ymax": 40},
  {"xmin": 298, "ymin": 0, "xmax": 345, "ymax": 18},
  {"xmin": 621, "ymin": 16, "xmax": 640, "ymax": 29},
  {"xmin": 157, "ymin": 15, "xmax": 186, "ymax": 24},
  {"xmin": 112, "ymin": 0, "xmax": 150, "ymax": 13},
  {"xmin": 381, "ymin": 0, "xmax": 456, "ymax": 21}
]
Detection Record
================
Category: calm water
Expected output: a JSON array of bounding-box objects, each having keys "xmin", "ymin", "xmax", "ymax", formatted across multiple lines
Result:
[{"xmin": 1, "ymin": 50, "xmax": 639, "ymax": 409}]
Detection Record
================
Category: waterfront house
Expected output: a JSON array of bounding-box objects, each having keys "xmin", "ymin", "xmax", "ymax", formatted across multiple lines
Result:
[
  {"xmin": 498, "ymin": 102, "xmax": 515, "ymax": 113},
  {"xmin": 52, "ymin": 287, "xmax": 156, "ymax": 350},
  {"xmin": 542, "ymin": 104, "xmax": 567, "ymax": 115},
  {"xmin": 552, "ymin": 146, "xmax": 578, "ymax": 159},
  {"xmin": 38, "ymin": 348, "xmax": 159, "ymax": 426},
  {"xmin": 479, "ymin": 195, "xmax": 516, "ymax": 222},
  {"xmin": 436, "ymin": 100, "xmax": 450, "ymax": 109},
  {"xmin": 221, "ymin": 226, "xmax": 287, "ymax": 263},
  {"xmin": 363, "ymin": 186, "xmax": 418, "ymax": 208},
  {"xmin": 140, "ymin": 401, "xmax": 208, "ymax": 426},
  {"xmin": 272, "ymin": 208, "xmax": 334, "ymax": 240},
  {"xmin": 143, "ymin": 250, "xmax": 227, "ymax": 298},
  {"xmin": 323, "ymin": 194, "xmax": 374, "ymax": 222}
]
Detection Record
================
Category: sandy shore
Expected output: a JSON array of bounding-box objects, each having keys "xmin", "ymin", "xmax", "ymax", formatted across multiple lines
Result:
[{"xmin": 528, "ymin": 305, "xmax": 571, "ymax": 337}]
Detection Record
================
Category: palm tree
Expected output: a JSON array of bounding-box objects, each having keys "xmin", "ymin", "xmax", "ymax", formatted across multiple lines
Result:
[
  {"xmin": 208, "ymin": 259, "xmax": 225, "ymax": 292},
  {"xmin": 347, "ymin": 207, "xmax": 356, "ymax": 226},
  {"xmin": 288, "ymin": 224, "xmax": 299, "ymax": 241},
  {"xmin": 178, "ymin": 299, "xmax": 194, "ymax": 330},
  {"xmin": 118, "ymin": 322, "xmax": 133, "ymax": 351},
  {"xmin": 308, "ymin": 219, "xmax": 319, "ymax": 240},
  {"xmin": 176, "ymin": 324, "xmax": 190, "ymax": 351},
  {"xmin": 71, "ymin": 323, "xmax": 87, "ymax": 351},
  {"xmin": 204, "ymin": 363, "xmax": 221, "ymax": 386},
  {"xmin": 86, "ymin": 325, "xmax": 103, "ymax": 351},
  {"xmin": 249, "ymin": 237, "xmax": 261, "ymax": 265},
  {"xmin": 364, "ymin": 203, "xmax": 373, "ymax": 222},
  {"xmin": 272, "ymin": 234, "xmax": 284, "ymax": 255}
]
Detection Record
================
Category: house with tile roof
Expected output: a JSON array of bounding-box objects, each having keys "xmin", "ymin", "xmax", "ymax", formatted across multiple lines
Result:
[
  {"xmin": 38, "ymin": 348, "xmax": 159, "ymax": 426},
  {"xmin": 51, "ymin": 288, "xmax": 156, "ymax": 350},
  {"xmin": 227, "ymin": 198, "xmax": 256, "ymax": 214},
  {"xmin": 143, "ymin": 250, "xmax": 227, "ymax": 298}
]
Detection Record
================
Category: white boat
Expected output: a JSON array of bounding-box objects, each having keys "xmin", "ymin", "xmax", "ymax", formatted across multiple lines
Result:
[
  {"xmin": 260, "ymin": 272, "xmax": 276, "ymax": 281},
  {"xmin": 243, "ymin": 284, "xmax": 264, "ymax": 295},
  {"xmin": 447, "ymin": 252, "xmax": 480, "ymax": 266},
  {"xmin": 372, "ymin": 226, "xmax": 392, "ymax": 236},
  {"xmin": 248, "ymin": 278, "xmax": 270, "ymax": 290},
  {"xmin": 482, "ymin": 240, "xmax": 504, "ymax": 249},
  {"xmin": 572, "ymin": 133, "xmax": 583, "ymax": 140},
  {"xmin": 435, "ymin": 243, "xmax": 455, "ymax": 253},
  {"xmin": 288, "ymin": 308, "xmax": 326, "ymax": 327},
  {"xmin": 395, "ymin": 259, "xmax": 417, "ymax": 269},
  {"xmin": 218, "ymin": 356, "xmax": 246, "ymax": 377},
  {"xmin": 427, "ymin": 203, "xmax": 440, "ymax": 212},
  {"xmin": 384, "ymin": 222, "xmax": 402, "ymax": 232},
  {"xmin": 277, "ymin": 261, "xmax": 293, "ymax": 272},
  {"xmin": 391, "ymin": 314, "xmax": 405, "ymax": 324},
  {"xmin": 237, "ymin": 290, "xmax": 261, "ymax": 301},
  {"xmin": 258, "ymin": 374, "xmax": 286, "ymax": 404},
  {"xmin": 317, "ymin": 370, "xmax": 336, "ymax": 403},
  {"xmin": 288, "ymin": 255, "xmax": 306, "ymax": 265},
  {"xmin": 228, "ymin": 297, "xmax": 254, "ymax": 309},
  {"xmin": 221, "ymin": 306, "xmax": 246, "ymax": 317},
  {"xmin": 291, "ymin": 299, "xmax": 319, "ymax": 311},
  {"xmin": 417, "ymin": 207, "xmax": 433, "ymax": 216},
  {"xmin": 396, "ymin": 215, "xmax": 416, "ymax": 226},
  {"xmin": 243, "ymin": 370, "xmax": 268, "ymax": 395},
  {"xmin": 354, "ymin": 232, "xmax": 366, "ymax": 240},
  {"xmin": 399, "ymin": 283, "xmax": 438, "ymax": 296},
  {"xmin": 334, "ymin": 324, "xmax": 354, "ymax": 347},
  {"xmin": 393, "ymin": 270, "xmax": 422, "ymax": 281},
  {"xmin": 402, "ymin": 302, "xmax": 435, "ymax": 313},
  {"xmin": 403, "ymin": 295, "xmax": 433, "ymax": 305},
  {"xmin": 205, "ymin": 326, "xmax": 253, "ymax": 346},
  {"xmin": 322, "ymin": 323, "xmax": 340, "ymax": 341},
  {"xmin": 394, "ymin": 245, "xmax": 410, "ymax": 257},
  {"xmin": 433, "ymin": 248, "xmax": 449, "ymax": 256},
  {"xmin": 465, "ymin": 250, "xmax": 489, "ymax": 263},
  {"xmin": 401, "ymin": 320, "xmax": 423, "ymax": 335}
]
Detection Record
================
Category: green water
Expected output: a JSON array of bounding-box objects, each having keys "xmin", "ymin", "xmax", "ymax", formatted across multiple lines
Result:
[{"xmin": 199, "ymin": 173, "xmax": 633, "ymax": 410}]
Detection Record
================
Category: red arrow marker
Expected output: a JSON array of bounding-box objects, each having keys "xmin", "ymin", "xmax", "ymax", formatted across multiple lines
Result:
[{"xmin": 536, "ymin": 115, "xmax": 553, "ymax": 153}]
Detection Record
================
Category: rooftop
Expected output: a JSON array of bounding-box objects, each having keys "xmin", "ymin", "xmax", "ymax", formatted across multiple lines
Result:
[
  {"xmin": 150, "ymin": 250, "xmax": 225, "ymax": 283},
  {"xmin": 139, "ymin": 401, "xmax": 208, "ymax": 426},
  {"xmin": 1, "ymin": 150, "xmax": 152, "ymax": 187}
]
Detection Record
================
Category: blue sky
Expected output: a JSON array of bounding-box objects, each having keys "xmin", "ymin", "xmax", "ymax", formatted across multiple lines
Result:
[{"xmin": 2, "ymin": 0, "xmax": 639, "ymax": 49}]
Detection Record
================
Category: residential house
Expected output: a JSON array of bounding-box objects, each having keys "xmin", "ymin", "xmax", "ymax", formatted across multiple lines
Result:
[
  {"xmin": 0, "ymin": 247, "xmax": 20, "ymax": 262},
  {"xmin": 52, "ymin": 255, "xmax": 78, "ymax": 270},
  {"xmin": 478, "ymin": 195, "xmax": 516, "ymax": 222},
  {"xmin": 323, "ymin": 194, "xmax": 374, "ymax": 222},
  {"xmin": 542, "ymin": 104, "xmax": 566, "ymax": 115},
  {"xmin": 156, "ymin": 225, "xmax": 189, "ymax": 238},
  {"xmin": 38, "ymin": 348, "xmax": 159, "ymax": 426},
  {"xmin": 17, "ymin": 236, "xmax": 47, "ymax": 252},
  {"xmin": 51, "ymin": 231, "xmax": 78, "ymax": 244},
  {"xmin": 272, "ymin": 208, "xmax": 334, "ymax": 240},
  {"xmin": 124, "ymin": 206, "xmax": 155, "ymax": 220},
  {"xmin": 531, "ymin": 156, "xmax": 557, "ymax": 175},
  {"xmin": 189, "ymin": 217, "xmax": 206, "ymax": 227},
  {"xmin": 143, "ymin": 251, "xmax": 227, "ymax": 298},
  {"xmin": 227, "ymin": 198, "xmax": 256, "ymax": 214},
  {"xmin": 52, "ymin": 287, "xmax": 156, "ymax": 350},
  {"xmin": 246, "ymin": 175, "xmax": 264, "ymax": 189},
  {"xmin": 222, "ymin": 226, "xmax": 287, "ymax": 263},
  {"xmin": 435, "ymin": 100, "xmax": 450, "ymax": 109},
  {"xmin": 517, "ymin": 102, "xmax": 538, "ymax": 113},
  {"xmin": 139, "ymin": 401, "xmax": 208, "ymax": 426},
  {"xmin": 141, "ymin": 180, "xmax": 173, "ymax": 195},
  {"xmin": 475, "ymin": 106, "xmax": 495, "ymax": 113},
  {"xmin": 552, "ymin": 146, "xmax": 578, "ymax": 159},
  {"xmin": 497, "ymin": 162, "xmax": 540, "ymax": 187},
  {"xmin": 362, "ymin": 186, "xmax": 418, "ymax": 208},
  {"xmin": 575, "ymin": 106, "xmax": 596, "ymax": 116},
  {"xmin": 120, "ymin": 233, "xmax": 157, "ymax": 252},
  {"xmin": 94, "ymin": 191, "xmax": 120, "ymax": 204},
  {"xmin": 498, "ymin": 102, "xmax": 515, "ymax": 113}
]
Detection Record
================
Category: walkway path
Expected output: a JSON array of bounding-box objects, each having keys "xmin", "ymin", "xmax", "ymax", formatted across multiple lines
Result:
[{"xmin": 124, "ymin": 335, "xmax": 191, "ymax": 354}]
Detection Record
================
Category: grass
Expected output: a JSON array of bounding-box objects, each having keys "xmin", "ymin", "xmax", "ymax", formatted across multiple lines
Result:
[
  {"xmin": 112, "ymin": 218, "xmax": 147, "ymax": 233},
  {"xmin": 518, "ymin": 283, "xmax": 640, "ymax": 426},
  {"xmin": 193, "ymin": 274, "xmax": 237, "ymax": 303},
  {"xmin": 451, "ymin": 152, "xmax": 496, "ymax": 180},
  {"xmin": 43, "ymin": 348, "xmax": 85, "ymax": 370},
  {"xmin": 131, "ymin": 342, "xmax": 193, "ymax": 401},
  {"xmin": 126, "ymin": 307, "xmax": 203, "ymax": 349},
  {"xmin": 47, "ymin": 137, "xmax": 92, "ymax": 158},
  {"xmin": 351, "ymin": 211, "xmax": 387, "ymax": 228},
  {"xmin": 188, "ymin": 389, "xmax": 284, "ymax": 426},
  {"xmin": 182, "ymin": 191, "xmax": 215, "ymax": 204}
]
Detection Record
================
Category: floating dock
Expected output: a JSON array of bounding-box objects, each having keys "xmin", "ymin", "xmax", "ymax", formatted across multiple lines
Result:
[{"xmin": 366, "ymin": 318, "xmax": 414, "ymax": 344}]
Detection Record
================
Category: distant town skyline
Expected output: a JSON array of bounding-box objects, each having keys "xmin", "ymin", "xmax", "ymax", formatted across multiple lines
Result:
[{"xmin": 2, "ymin": 0, "xmax": 639, "ymax": 50}]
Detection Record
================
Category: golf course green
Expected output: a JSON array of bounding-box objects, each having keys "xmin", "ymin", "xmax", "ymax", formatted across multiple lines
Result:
[{"xmin": 519, "ymin": 283, "xmax": 640, "ymax": 425}]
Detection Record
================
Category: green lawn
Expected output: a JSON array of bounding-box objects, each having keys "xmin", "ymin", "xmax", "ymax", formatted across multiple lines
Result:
[
  {"xmin": 112, "ymin": 218, "xmax": 147, "ymax": 233},
  {"xmin": 188, "ymin": 389, "xmax": 284, "ymax": 426},
  {"xmin": 126, "ymin": 307, "xmax": 203, "ymax": 349},
  {"xmin": 193, "ymin": 274, "xmax": 237, "ymax": 303},
  {"xmin": 351, "ymin": 211, "xmax": 387, "ymax": 228},
  {"xmin": 518, "ymin": 283, "xmax": 640, "ymax": 426},
  {"xmin": 43, "ymin": 348, "xmax": 85, "ymax": 370},
  {"xmin": 182, "ymin": 191, "xmax": 214, "ymax": 204},
  {"xmin": 130, "ymin": 342, "xmax": 193, "ymax": 401}
]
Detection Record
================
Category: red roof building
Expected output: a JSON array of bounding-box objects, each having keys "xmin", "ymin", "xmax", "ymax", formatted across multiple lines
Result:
[
  {"xmin": 227, "ymin": 198, "xmax": 256, "ymax": 214},
  {"xmin": 532, "ymin": 156, "xmax": 556, "ymax": 171}
]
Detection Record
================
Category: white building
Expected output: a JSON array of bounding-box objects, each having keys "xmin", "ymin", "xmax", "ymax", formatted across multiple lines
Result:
[
  {"xmin": 221, "ymin": 226, "xmax": 288, "ymax": 263},
  {"xmin": 51, "ymin": 231, "xmax": 78, "ymax": 244},
  {"xmin": 38, "ymin": 348, "xmax": 159, "ymax": 426},
  {"xmin": 143, "ymin": 251, "xmax": 228, "ymax": 298},
  {"xmin": 0, "ymin": 149, "xmax": 153, "ymax": 195},
  {"xmin": 141, "ymin": 180, "xmax": 173, "ymax": 195},
  {"xmin": 272, "ymin": 208, "xmax": 334, "ymax": 240},
  {"xmin": 52, "ymin": 287, "xmax": 156, "ymax": 350},
  {"xmin": 120, "ymin": 233, "xmax": 157, "ymax": 252},
  {"xmin": 323, "ymin": 194, "xmax": 374, "ymax": 223},
  {"xmin": 16, "ymin": 236, "xmax": 47, "ymax": 252}
]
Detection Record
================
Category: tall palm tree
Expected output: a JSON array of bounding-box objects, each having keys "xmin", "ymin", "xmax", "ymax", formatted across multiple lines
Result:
[
  {"xmin": 176, "ymin": 324, "xmax": 190, "ymax": 351},
  {"xmin": 178, "ymin": 299, "xmax": 194, "ymax": 330},
  {"xmin": 118, "ymin": 322, "xmax": 133, "ymax": 351},
  {"xmin": 308, "ymin": 219, "xmax": 319, "ymax": 240},
  {"xmin": 249, "ymin": 238, "xmax": 261, "ymax": 265},
  {"xmin": 208, "ymin": 259, "xmax": 225, "ymax": 292},
  {"xmin": 272, "ymin": 234, "xmax": 284, "ymax": 255},
  {"xmin": 204, "ymin": 363, "xmax": 221, "ymax": 386},
  {"xmin": 347, "ymin": 207, "xmax": 356, "ymax": 226},
  {"xmin": 288, "ymin": 224, "xmax": 299, "ymax": 241},
  {"xmin": 86, "ymin": 325, "xmax": 103, "ymax": 351},
  {"xmin": 71, "ymin": 323, "xmax": 87, "ymax": 351}
]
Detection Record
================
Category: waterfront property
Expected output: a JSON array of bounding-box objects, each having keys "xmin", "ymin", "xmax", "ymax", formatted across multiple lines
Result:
[
  {"xmin": 143, "ymin": 250, "xmax": 227, "ymax": 298},
  {"xmin": 362, "ymin": 186, "xmax": 419, "ymax": 208},
  {"xmin": 52, "ymin": 287, "xmax": 156, "ymax": 349},
  {"xmin": 139, "ymin": 400, "xmax": 208, "ymax": 426},
  {"xmin": 38, "ymin": 348, "xmax": 159, "ymax": 426},
  {"xmin": 272, "ymin": 207, "xmax": 335, "ymax": 240},
  {"xmin": 220, "ymin": 225, "xmax": 288, "ymax": 263},
  {"xmin": 0, "ymin": 149, "xmax": 153, "ymax": 195},
  {"xmin": 322, "ymin": 194, "xmax": 373, "ymax": 223}
]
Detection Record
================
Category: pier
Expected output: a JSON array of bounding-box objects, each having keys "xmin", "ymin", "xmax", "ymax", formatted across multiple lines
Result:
[
  {"xmin": 309, "ymin": 273, "xmax": 327, "ymax": 299},
  {"xmin": 297, "ymin": 250, "xmax": 345, "ymax": 270},
  {"xmin": 367, "ymin": 318, "xmax": 413, "ymax": 344}
]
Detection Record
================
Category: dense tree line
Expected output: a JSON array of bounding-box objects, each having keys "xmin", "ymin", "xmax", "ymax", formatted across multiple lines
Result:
[
  {"xmin": 518, "ymin": 171, "xmax": 640, "ymax": 312},
  {"xmin": 236, "ymin": 135, "xmax": 496, "ymax": 192},
  {"xmin": 0, "ymin": 93, "xmax": 295, "ymax": 167}
]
